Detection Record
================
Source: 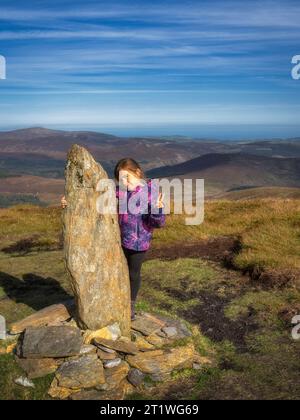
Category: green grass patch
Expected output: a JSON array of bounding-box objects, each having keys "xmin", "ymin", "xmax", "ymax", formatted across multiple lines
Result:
[
  {"xmin": 0, "ymin": 354, "xmax": 54, "ymax": 400},
  {"xmin": 140, "ymin": 258, "xmax": 218, "ymax": 313}
]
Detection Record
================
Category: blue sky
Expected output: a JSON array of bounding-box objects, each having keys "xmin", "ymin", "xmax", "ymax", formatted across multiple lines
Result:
[{"xmin": 0, "ymin": 0, "xmax": 300, "ymax": 135}]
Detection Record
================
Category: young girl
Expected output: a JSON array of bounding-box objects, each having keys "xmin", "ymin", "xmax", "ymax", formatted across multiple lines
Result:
[{"xmin": 61, "ymin": 158, "xmax": 165, "ymax": 321}]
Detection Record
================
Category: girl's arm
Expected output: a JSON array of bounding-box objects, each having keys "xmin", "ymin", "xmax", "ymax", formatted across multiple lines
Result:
[
  {"xmin": 145, "ymin": 204, "xmax": 166, "ymax": 228},
  {"xmin": 143, "ymin": 181, "xmax": 166, "ymax": 228}
]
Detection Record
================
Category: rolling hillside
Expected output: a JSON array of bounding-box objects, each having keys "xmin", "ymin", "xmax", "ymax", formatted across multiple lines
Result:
[
  {"xmin": 1, "ymin": 128, "xmax": 300, "ymax": 178},
  {"xmin": 1, "ymin": 128, "xmax": 300, "ymax": 205},
  {"xmin": 212, "ymin": 186, "xmax": 300, "ymax": 201},
  {"xmin": 0, "ymin": 127, "xmax": 228, "ymax": 174},
  {"xmin": 147, "ymin": 153, "xmax": 300, "ymax": 194}
]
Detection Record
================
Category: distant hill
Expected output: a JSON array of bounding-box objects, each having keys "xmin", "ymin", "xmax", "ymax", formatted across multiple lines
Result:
[
  {"xmin": 0, "ymin": 175, "xmax": 64, "ymax": 205},
  {"xmin": 1, "ymin": 127, "xmax": 300, "ymax": 177},
  {"xmin": 147, "ymin": 153, "xmax": 300, "ymax": 194},
  {"xmin": 1, "ymin": 127, "xmax": 300, "ymax": 205},
  {"xmin": 212, "ymin": 186, "xmax": 300, "ymax": 201},
  {"xmin": 0, "ymin": 127, "xmax": 231, "ymax": 175},
  {"xmin": 232, "ymin": 140, "xmax": 300, "ymax": 158}
]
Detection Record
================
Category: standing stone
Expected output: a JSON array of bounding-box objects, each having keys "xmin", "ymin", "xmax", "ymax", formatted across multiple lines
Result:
[{"xmin": 63, "ymin": 145, "xmax": 131, "ymax": 336}]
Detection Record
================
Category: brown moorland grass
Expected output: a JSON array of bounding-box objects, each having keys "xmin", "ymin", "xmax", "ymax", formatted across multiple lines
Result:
[
  {"xmin": 0, "ymin": 199, "xmax": 299, "ymax": 400},
  {"xmin": 155, "ymin": 198, "xmax": 300, "ymax": 274},
  {"xmin": 1, "ymin": 198, "xmax": 299, "ymax": 274}
]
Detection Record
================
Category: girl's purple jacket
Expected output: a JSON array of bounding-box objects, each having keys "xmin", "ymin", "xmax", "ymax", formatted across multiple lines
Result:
[{"xmin": 116, "ymin": 178, "xmax": 166, "ymax": 251}]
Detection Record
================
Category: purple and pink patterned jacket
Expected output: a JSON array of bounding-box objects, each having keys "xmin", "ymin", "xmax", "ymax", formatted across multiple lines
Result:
[{"xmin": 116, "ymin": 178, "xmax": 166, "ymax": 251}]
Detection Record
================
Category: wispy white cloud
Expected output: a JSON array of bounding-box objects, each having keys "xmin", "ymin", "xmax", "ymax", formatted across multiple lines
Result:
[
  {"xmin": 0, "ymin": 27, "xmax": 299, "ymax": 43},
  {"xmin": 0, "ymin": 1, "xmax": 300, "ymax": 28},
  {"xmin": 0, "ymin": 0, "xmax": 299, "ymax": 128},
  {"xmin": 3, "ymin": 101, "xmax": 300, "ymax": 126}
]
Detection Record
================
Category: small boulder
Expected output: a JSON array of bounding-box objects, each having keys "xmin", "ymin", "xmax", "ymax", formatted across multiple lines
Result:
[
  {"xmin": 134, "ymin": 335, "xmax": 155, "ymax": 352},
  {"xmin": 21, "ymin": 326, "xmax": 82, "ymax": 359},
  {"xmin": 96, "ymin": 344, "xmax": 116, "ymax": 354},
  {"xmin": 147, "ymin": 313, "xmax": 192, "ymax": 338},
  {"xmin": 103, "ymin": 358, "xmax": 122, "ymax": 369},
  {"xmin": 56, "ymin": 354, "xmax": 105, "ymax": 389},
  {"xmin": 162, "ymin": 326, "xmax": 178, "ymax": 338},
  {"xmin": 146, "ymin": 333, "xmax": 166, "ymax": 347},
  {"xmin": 10, "ymin": 302, "xmax": 74, "ymax": 334},
  {"xmin": 48, "ymin": 378, "xmax": 80, "ymax": 400},
  {"xmin": 131, "ymin": 313, "xmax": 166, "ymax": 336},
  {"xmin": 79, "ymin": 344, "xmax": 97, "ymax": 355},
  {"xmin": 126, "ymin": 344, "xmax": 195, "ymax": 375},
  {"xmin": 97, "ymin": 349, "xmax": 118, "ymax": 360},
  {"xmin": 16, "ymin": 356, "xmax": 59, "ymax": 379},
  {"xmin": 127, "ymin": 368, "xmax": 145, "ymax": 387},
  {"xmin": 15, "ymin": 377, "xmax": 35, "ymax": 388},
  {"xmin": 83, "ymin": 323, "xmax": 121, "ymax": 344},
  {"xmin": 98, "ymin": 361, "xmax": 129, "ymax": 391},
  {"xmin": 193, "ymin": 363, "xmax": 202, "ymax": 370},
  {"xmin": 70, "ymin": 380, "xmax": 127, "ymax": 400},
  {"xmin": 93, "ymin": 337, "xmax": 139, "ymax": 355}
]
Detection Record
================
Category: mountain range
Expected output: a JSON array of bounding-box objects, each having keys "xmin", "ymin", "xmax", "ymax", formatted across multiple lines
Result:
[
  {"xmin": 147, "ymin": 152, "xmax": 300, "ymax": 193},
  {"xmin": 0, "ymin": 127, "xmax": 300, "ymax": 206}
]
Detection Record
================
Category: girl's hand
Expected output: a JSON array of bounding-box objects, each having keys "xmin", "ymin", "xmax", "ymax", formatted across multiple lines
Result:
[
  {"xmin": 61, "ymin": 196, "xmax": 68, "ymax": 209},
  {"xmin": 156, "ymin": 192, "xmax": 165, "ymax": 209}
]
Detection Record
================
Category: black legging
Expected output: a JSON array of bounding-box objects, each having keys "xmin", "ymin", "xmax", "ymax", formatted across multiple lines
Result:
[{"xmin": 122, "ymin": 246, "xmax": 147, "ymax": 301}]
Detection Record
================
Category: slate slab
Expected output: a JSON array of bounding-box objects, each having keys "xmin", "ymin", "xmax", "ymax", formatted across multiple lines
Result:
[{"xmin": 21, "ymin": 326, "xmax": 82, "ymax": 358}]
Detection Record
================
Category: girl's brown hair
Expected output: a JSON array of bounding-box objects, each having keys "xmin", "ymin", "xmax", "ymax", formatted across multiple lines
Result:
[{"xmin": 114, "ymin": 158, "xmax": 147, "ymax": 182}]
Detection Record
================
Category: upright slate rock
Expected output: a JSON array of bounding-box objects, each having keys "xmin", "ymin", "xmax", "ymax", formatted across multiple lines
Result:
[{"xmin": 63, "ymin": 145, "xmax": 131, "ymax": 336}]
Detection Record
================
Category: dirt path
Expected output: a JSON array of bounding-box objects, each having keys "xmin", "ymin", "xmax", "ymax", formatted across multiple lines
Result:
[{"xmin": 147, "ymin": 236, "xmax": 240, "ymax": 263}]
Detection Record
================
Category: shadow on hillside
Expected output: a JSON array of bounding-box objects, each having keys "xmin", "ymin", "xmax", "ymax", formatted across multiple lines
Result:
[
  {"xmin": 0, "ymin": 272, "xmax": 72, "ymax": 311},
  {"xmin": 1, "ymin": 235, "xmax": 63, "ymax": 255},
  {"xmin": 179, "ymin": 291, "xmax": 257, "ymax": 353}
]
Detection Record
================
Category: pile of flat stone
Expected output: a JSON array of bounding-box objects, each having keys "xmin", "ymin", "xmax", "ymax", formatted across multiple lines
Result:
[{"xmin": 9, "ymin": 303, "xmax": 207, "ymax": 400}]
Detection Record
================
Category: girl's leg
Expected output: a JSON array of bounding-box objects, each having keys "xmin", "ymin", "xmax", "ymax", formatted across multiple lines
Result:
[
  {"xmin": 127, "ymin": 250, "xmax": 147, "ymax": 301},
  {"xmin": 122, "ymin": 247, "xmax": 147, "ymax": 317}
]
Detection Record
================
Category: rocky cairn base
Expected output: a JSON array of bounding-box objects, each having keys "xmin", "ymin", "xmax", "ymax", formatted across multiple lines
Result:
[{"xmin": 10, "ymin": 302, "xmax": 204, "ymax": 400}]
